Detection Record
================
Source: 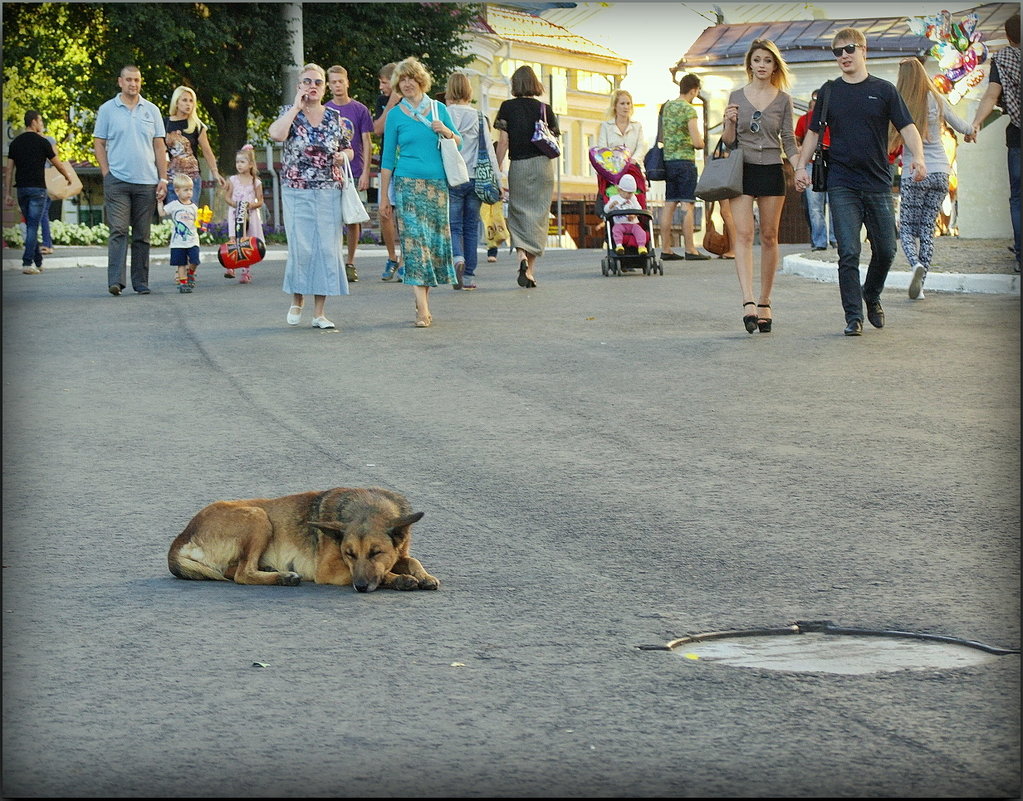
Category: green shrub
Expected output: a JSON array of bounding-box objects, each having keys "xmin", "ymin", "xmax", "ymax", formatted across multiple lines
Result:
[{"xmin": 3, "ymin": 219, "xmax": 220, "ymax": 248}]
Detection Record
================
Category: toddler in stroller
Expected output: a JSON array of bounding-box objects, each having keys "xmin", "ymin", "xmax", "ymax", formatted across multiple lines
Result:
[
  {"xmin": 605, "ymin": 174, "xmax": 647, "ymax": 255},
  {"xmin": 589, "ymin": 146, "xmax": 661, "ymax": 276}
]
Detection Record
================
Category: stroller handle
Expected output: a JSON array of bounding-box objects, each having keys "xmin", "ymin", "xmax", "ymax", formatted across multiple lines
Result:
[{"xmin": 603, "ymin": 207, "xmax": 653, "ymax": 222}]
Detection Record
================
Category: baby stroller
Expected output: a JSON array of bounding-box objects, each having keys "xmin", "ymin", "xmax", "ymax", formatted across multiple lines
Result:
[{"xmin": 588, "ymin": 146, "xmax": 662, "ymax": 277}]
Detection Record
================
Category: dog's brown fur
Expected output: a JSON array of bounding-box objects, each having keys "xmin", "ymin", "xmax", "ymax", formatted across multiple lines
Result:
[{"xmin": 167, "ymin": 487, "xmax": 439, "ymax": 592}]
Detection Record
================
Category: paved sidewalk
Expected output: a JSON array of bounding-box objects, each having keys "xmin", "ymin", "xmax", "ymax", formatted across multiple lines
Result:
[{"xmin": 4, "ymin": 237, "xmax": 1018, "ymax": 294}]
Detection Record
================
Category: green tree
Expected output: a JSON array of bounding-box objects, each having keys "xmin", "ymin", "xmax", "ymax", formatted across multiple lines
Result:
[
  {"xmin": 302, "ymin": 3, "xmax": 480, "ymax": 108},
  {"xmin": 2, "ymin": 2, "xmax": 482, "ymax": 175}
]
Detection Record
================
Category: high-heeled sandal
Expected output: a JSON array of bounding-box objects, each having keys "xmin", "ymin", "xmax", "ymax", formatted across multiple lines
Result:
[
  {"xmin": 757, "ymin": 303, "xmax": 772, "ymax": 333},
  {"xmin": 517, "ymin": 259, "xmax": 529, "ymax": 287},
  {"xmin": 742, "ymin": 302, "xmax": 758, "ymax": 334}
]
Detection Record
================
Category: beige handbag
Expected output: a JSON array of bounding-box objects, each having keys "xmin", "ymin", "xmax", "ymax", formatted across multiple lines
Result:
[{"xmin": 46, "ymin": 163, "xmax": 83, "ymax": 200}]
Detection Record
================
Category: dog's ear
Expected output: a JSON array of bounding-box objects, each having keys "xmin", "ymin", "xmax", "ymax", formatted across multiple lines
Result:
[
  {"xmin": 309, "ymin": 520, "xmax": 346, "ymax": 541},
  {"xmin": 389, "ymin": 511, "xmax": 424, "ymax": 544}
]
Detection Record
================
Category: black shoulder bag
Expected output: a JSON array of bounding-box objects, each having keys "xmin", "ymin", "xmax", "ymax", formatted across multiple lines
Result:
[
  {"xmin": 643, "ymin": 103, "xmax": 667, "ymax": 182},
  {"xmin": 811, "ymin": 81, "xmax": 832, "ymax": 192}
]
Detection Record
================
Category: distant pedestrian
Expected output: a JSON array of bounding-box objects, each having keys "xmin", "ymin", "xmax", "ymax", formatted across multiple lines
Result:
[
  {"xmin": 597, "ymin": 88, "xmax": 648, "ymax": 165},
  {"xmin": 93, "ymin": 65, "xmax": 168, "ymax": 295},
  {"xmin": 157, "ymin": 173, "xmax": 201, "ymax": 294},
  {"xmin": 222, "ymin": 144, "xmax": 265, "ymax": 284},
  {"xmin": 794, "ymin": 89, "xmax": 835, "ymax": 251},
  {"xmin": 374, "ymin": 62, "xmax": 403, "ymax": 281},
  {"xmin": 4, "ymin": 110, "xmax": 74, "ymax": 274},
  {"xmin": 890, "ymin": 57, "xmax": 975, "ymax": 300},
  {"xmin": 268, "ymin": 62, "xmax": 353, "ymax": 330},
  {"xmin": 40, "ymin": 131, "xmax": 57, "ymax": 255},
  {"xmin": 722, "ymin": 38, "xmax": 799, "ymax": 334},
  {"xmin": 326, "ymin": 65, "xmax": 374, "ymax": 283},
  {"xmin": 164, "ymin": 85, "xmax": 225, "ymax": 206},
  {"xmin": 971, "ymin": 12, "xmax": 1020, "ymax": 272},
  {"xmin": 445, "ymin": 71, "xmax": 499, "ymax": 290},
  {"xmin": 657, "ymin": 73, "xmax": 709, "ymax": 261},
  {"xmin": 494, "ymin": 64, "xmax": 560, "ymax": 288},
  {"xmin": 794, "ymin": 29, "xmax": 927, "ymax": 336}
]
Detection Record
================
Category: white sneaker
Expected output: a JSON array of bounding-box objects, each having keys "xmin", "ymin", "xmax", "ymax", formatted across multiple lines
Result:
[
  {"xmin": 311, "ymin": 316, "xmax": 336, "ymax": 329},
  {"xmin": 908, "ymin": 263, "xmax": 926, "ymax": 299},
  {"xmin": 286, "ymin": 305, "xmax": 303, "ymax": 325}
]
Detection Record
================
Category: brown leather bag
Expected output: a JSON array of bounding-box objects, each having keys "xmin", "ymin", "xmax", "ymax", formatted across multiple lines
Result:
[{"xmin": 702, "ymin": 200, "xmax": 730, "ymax": 256}]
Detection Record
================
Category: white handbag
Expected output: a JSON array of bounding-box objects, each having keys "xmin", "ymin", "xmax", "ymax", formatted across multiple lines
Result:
[
  {"xmin": 340, "ymin": 153, "xmax": 369, "ymax": 224},
  {"xmin": 433, "ymin": 100, "xmax": 470, "ymax": 188}
]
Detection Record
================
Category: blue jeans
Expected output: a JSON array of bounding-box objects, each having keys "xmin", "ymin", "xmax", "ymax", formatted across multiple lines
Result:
[
  {"xmin": 449, "ymin": 180, "xmax": 482, "ymax": 276},
  {"xmin": 104, "ymin": 174, "xmax": 156, "ymax": 291},
  {"xmin": 804, "ymin": 187, "xmax": 830, "ymax": 249},
  {"xmin": 1008, "ymin": 146, "xmax": 1020, "ymax": 265},
  {"xmin": 17, "ymin": 187, "xmax": 48, "ymax": 267},
  {"xmin": 829, "ymin": 186, "xmax": 898, "ymax": 323}
]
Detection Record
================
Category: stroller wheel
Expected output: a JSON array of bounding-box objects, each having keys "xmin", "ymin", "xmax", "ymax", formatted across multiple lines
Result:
[{"xmin": 601, "ymin": 256, "xmax": 610, "ymax": 276}]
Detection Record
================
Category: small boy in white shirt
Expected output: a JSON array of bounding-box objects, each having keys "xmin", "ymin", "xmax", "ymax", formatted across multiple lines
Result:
[
  {"xmin": 157, "ymin": 174, "xmax": 201, "ymax": 293},
  {"xmin": 603, "ymin": 173, "xmax": 647, "ymax": 254}
]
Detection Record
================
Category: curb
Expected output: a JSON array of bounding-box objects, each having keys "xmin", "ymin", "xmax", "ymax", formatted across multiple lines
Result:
[{"xmin": 781, "ymin": 254, "xmax": 1020, "ymax": 296}]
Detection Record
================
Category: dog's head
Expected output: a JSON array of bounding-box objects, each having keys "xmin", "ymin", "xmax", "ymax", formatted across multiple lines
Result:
[{"xmin": 309, "ymin": 511, "xmax": 424, "ymax": 592}]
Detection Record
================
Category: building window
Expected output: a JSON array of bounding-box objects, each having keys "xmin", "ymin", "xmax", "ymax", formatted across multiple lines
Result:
[
  {"xmin": 499, "ymin": 59, "xmax": 544, "ymax": 82},
  {"xmin": 576, "ymin": 70, "xmax": 614, "ymax": 95}
]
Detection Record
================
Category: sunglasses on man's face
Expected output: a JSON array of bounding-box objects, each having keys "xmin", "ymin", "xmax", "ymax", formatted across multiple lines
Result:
[
  {"xmin": 750, "ymin": 109, "xmax": 762, "ymax": 134},
  {"xmin": 301, "ymin": 78, "xmax": 324, "ymax": 86},
  {"xmin": 832, "ymin": 43, "xmax": 862, "ymax": 57}
]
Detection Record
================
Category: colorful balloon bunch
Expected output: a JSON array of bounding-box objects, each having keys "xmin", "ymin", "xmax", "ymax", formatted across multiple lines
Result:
[
  {"xmin": 196, "ymin": 204, "xmax": 214, "ymax": 231},
  {"xmin": 907, "ymin": 10, "xmax": 989, "ymax": 104}
]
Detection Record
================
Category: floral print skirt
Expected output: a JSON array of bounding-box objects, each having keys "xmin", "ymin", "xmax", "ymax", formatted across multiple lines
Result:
[{"xmin": 394, "ymin": 176, "xmax": 456, "ymax": 287}]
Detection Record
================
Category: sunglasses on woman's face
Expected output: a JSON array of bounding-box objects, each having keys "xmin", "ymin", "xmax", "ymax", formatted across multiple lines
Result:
[
  {"xmin": 832, "ymin": 43, "xmax": 862, "ymax": 57},
  {"xmin": 301, "ymin": 78, "xmax": 324, "ymax": 86},
  {"xmin": 750, "ymin": 109, "xmax": 762, "ymax": 133}
]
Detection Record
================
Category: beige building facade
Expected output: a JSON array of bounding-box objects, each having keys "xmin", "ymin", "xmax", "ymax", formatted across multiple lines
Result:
[{"xmin": 462, "ymin": 4, "xmax": 632, "ymax": 202}]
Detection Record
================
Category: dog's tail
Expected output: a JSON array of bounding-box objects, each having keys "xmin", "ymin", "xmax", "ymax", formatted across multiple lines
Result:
[
  {"xmin": 168, "ymin": 554, "xmax": 230, "ymax": 581},
  {"xmin": 168, "ymin": 516, "xmax": 232, "ymax": 581}
]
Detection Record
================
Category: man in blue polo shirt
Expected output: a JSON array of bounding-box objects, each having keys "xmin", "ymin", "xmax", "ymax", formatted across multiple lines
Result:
[
  {"xmin": 93, "ymin": 65, "xmax": 168, "ymax": 295},
  {"xmin": 794, "ymin": 28, "xmax": 926, "ymax": 336}
]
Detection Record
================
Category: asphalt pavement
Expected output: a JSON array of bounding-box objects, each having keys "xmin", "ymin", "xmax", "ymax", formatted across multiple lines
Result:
[{"xmin": 1, "ymin": 244, "xmax": 1019, "ymax": 797}]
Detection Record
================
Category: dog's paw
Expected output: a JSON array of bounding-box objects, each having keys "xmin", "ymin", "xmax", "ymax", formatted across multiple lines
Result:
[
  {"xmin": 389, "ymin": 574, "xmax": 421, "ymax": 591},
  {"xmin": 276, "ymin": 571, "xmax": 302, "ymax": 586},
  {"xmin": 418, "ymin": 574, "xmax": 440, "ymax": 590}
]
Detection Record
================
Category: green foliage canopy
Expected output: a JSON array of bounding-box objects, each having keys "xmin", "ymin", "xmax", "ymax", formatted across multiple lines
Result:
[{"xmin": 2, "ymin": 2, "xmax": 481, "ymax": 175}]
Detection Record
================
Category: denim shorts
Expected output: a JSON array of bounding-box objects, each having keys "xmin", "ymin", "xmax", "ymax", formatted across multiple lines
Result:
[
  {"xmin": 664, "ymin": 159, "xmax": 697, "ymax": 203},
  {"xmin": 170, "ymin": 245, "xmax": 200, "ymax": 266}
]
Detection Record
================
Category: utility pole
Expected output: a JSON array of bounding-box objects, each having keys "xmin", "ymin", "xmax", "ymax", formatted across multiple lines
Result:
[
  {"xmin": 275, "ymin": 2, "xmax": 304, "ymax": 229},
  {"xmin": 282, "ymin": 3, "xmax": 304, "ymax": 107}
]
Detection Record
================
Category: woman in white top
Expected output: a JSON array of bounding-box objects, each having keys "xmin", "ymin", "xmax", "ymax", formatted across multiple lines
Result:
[
  {"xmin": 596, "ymin": 89, "xmax": 647, "ymax": 165},
  {"xmin": 889, "ymin": 57, "xmax": 975, "ymax": 300},
  {"xmin": 444, "ymin": 72, "xmax": 500, "ymax": 290}
]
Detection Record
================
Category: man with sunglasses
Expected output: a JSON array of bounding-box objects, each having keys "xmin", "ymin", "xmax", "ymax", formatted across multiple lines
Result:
[{"xmin": 794, "ymin": 29, "xmax": 926, "ymax": 336}]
